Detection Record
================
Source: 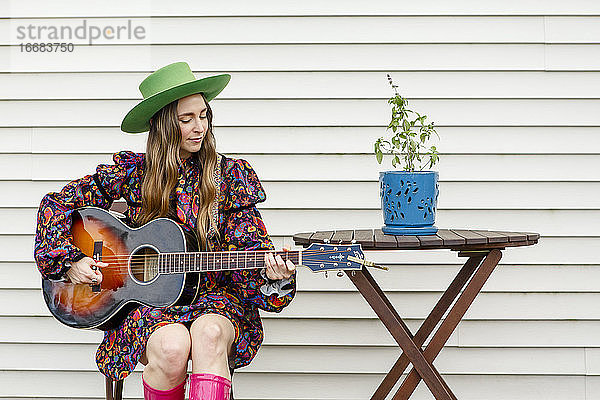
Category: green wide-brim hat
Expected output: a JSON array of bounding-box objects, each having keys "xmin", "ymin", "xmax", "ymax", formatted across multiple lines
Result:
[{"xmin": 121, "ymin": 62, "xmax": 230, "ymax": 133}]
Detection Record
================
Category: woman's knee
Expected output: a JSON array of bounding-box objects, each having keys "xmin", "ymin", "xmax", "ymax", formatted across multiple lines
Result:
[
  {"xmin": 146, "ymin": 324, "xmax": 191, "ymax": 376},
  {"xmin": 190, "ymin": 315, "xmax": 235, "ymax": 357}
]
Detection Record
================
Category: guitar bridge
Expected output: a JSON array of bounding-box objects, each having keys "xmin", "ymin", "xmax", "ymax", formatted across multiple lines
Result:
[{"xmin": 91, "ymin": 241, "xmax": 102, "ymax": 292}]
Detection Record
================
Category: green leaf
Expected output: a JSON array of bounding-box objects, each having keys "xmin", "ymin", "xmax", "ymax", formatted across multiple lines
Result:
[{"xmin": 378, "ymin": 76, "xmax": 441, "ymax": 170}]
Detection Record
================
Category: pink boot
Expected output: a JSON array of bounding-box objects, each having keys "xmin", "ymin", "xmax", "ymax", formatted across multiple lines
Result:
[
  {"xmin": 189, "ymin": 373, "xmax": 231, "ymax": 400},
  {"xmin": 142, "ymin": 375, "xmax": 187, "ymax": 400}
]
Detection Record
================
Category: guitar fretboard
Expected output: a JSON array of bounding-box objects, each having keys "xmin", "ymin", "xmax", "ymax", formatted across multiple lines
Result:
[{"xmin": 157, "ymin": 250, "xmax": 301, "ymax": 274}]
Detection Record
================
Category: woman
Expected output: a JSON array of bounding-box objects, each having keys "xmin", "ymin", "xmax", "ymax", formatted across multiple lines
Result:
[{"xmin": 34, "ymin": 62, "xmax": 297, "ymax": 400}]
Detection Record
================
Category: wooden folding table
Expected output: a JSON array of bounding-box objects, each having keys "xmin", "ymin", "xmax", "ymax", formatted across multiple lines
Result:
[{"xmin": 293, "ymin": 228, "xmax": 539, "ymax": 400}]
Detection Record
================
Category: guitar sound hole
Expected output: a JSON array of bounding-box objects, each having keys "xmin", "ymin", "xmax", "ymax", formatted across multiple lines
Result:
[{"xmin": 130, "ymin": 246, "xmax": 160, "ymax": 283}]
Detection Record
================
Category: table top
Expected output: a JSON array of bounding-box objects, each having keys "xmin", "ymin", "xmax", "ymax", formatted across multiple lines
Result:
[{"xmin": 293, "ymin": 229, "xmax": 539, "ymax": 251}]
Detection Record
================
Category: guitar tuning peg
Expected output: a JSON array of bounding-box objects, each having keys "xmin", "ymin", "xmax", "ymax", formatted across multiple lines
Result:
[{"xmin": 337, "ymin": 271, "xmax": 344, "ymax": 277}]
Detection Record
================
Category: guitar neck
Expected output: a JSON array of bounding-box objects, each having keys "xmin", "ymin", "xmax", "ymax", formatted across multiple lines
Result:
[{"xmin": 157, "ymin": 250, "xmax": 302, "ymax": 274}]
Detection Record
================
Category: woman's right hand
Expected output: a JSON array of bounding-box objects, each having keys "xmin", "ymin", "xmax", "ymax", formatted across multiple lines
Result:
[{"xmin": 65, "ymin": 257, "xmax": 107, "ymax": 285}]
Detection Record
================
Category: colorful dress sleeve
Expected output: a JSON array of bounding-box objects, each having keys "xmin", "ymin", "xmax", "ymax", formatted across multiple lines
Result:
[
  {"xmin": 220, "ymin": 158, "xmax": 296, "ymax": 313},
  {"xmin": 34, "ymin": 151, "xmax": 144, "ymax": 279}
]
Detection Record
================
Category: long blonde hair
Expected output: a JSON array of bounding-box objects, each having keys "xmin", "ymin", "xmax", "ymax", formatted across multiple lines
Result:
[{"xmin": 137, "ymin": 93, "xmax": 219, "ymax": 250}]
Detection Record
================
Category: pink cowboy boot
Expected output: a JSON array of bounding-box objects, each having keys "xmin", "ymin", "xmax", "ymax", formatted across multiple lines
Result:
[
  {"xmin": 188, "ymin": 373, "xmax": 231, "ymax": 400},
  {"xmin": 142, "ymin": 375, "xmax": 187, "ymax": 400}
]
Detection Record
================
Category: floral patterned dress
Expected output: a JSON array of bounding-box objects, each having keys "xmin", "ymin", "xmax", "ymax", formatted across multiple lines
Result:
[{"xmin": 34, "ymin": 151, "xmax": 296, "ymax": 380}]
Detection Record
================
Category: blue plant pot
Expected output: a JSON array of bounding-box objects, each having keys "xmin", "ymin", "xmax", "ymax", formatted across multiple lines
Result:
[{"xmin": 379, "ymin": 171, "xmax": 439, "ymax": 235}]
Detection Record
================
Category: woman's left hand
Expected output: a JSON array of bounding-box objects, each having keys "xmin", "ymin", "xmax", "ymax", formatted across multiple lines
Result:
[{"xmin": 264, "ymin": 246, "xmax": 296, "ymax": 280}]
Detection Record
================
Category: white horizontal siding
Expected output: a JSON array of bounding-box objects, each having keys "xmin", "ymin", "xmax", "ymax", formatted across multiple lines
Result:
[
  {"xmin": 6, "ymin": 263, "xmax": 600, "ymax": 293},
  {"xmin": 5, "ymin": 287, "xmax": 600, "ymax": 320},
  {"xmin": 3, "ymin": 16, "xmax": 547, "ymax": 45},
  {"xmin": 2, "ymin": 126, "xmax": 600, "ymax": 155},
  {"xmin": 6, "ymin": 16, "xmax": 600, "ymax": 45},
  {"xmin": 5, "ymin": 316, "xmax": 600, "ymax": 348},
  {"xmin": 2, "ymin": 153, "xmax": 600, "ymax": 182},
  {"xmin": 5, "ymin": 0, "xmax": 600, "ymax": 17},
  {"xmin": 4, "ymin": 99, "xmax": 600, "ymax": 127},
  {"xmin": 3, "ymin": 44, "xmax": 600, "ymax": 73},
  {"xmin": 2, "ymin": 5, "xmax": 600, "ymax": 400},
  {"xmin": 0, "ymin": 343, "xmax": 589, "ymax": 375},
  {"xmin": 3, "ymin": 181, "xmax": 600, "ymax": 209},
  {"xmin": 0, "ymin": 370, "xmax": 591, "ymax": 400},
  {"xmin": 3, "ymin": 44, "xmax": 558, "ymax": 72},
  {"xmin": 1, "ymin": 235, "xmax": 598, "ymax": 264},
  {"xmin": 3, "ymin": 72, "xmax": 600, "ymax": 100},
  {"xmin": 2, "ymin": 208, "xmax": 599, "ymax": 236}
]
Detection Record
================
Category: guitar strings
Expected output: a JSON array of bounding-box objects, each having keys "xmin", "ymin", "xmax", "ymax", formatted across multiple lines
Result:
[
  {"xmin": 94, "ymin": 250, "xmax": 312, "ymax": 256},
  {"xmin": 79, "ymin": 253, "xmax": 320, "ymax": 265},
  {"xmin": 82, "ymin": 249, "xmax": 336, "ymax": 260},
  {"xmin": 68, "ymin": 249, "xmax": 341, "ymax": 273},
  {"xmin": 71, "ymin": 257, "xmax": 301, "ymax": 268}
]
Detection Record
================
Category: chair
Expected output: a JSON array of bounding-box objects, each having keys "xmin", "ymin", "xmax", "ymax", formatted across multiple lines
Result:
[
  {"xmin": 105, "ymin": 369, "xmax": 235, "ymax": 399},
  {"xmin": 105, "ymin": 378, "xmax": 123, "ymax": 400}
]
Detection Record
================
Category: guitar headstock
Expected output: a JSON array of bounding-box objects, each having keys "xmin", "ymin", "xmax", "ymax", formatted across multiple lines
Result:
[{"xmin": 301, "ymin": 243, "xmax": 365, "ymax": 273}]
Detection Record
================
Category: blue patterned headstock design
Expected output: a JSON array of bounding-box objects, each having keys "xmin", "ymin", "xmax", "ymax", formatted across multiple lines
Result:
[{"xmin": 301, "ymin": 243, "xmax": 365, "ymax": 273}]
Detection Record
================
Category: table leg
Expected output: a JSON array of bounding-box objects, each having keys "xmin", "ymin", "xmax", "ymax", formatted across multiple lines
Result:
[
  {"xmin": 346, "ymin": 268, "xmax": 455, "ymax": 400},
  {"xmin": 394, "ymin": 249, "xmax": 503, "ymax": 399},
  {"xmin": 372, "ymin": 255, "xmax": 484, "ymax": 399}
]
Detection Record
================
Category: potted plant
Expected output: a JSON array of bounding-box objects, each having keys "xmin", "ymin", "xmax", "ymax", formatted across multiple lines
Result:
[{"xmin": 374, "ymin": 74, "xmax": 440, "ymax": 235}]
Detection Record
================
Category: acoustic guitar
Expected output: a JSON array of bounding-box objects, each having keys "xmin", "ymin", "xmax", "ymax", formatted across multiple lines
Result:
[{"xmin": 41, "ymin": 207, "xmax": 373, "ymax": 331}]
